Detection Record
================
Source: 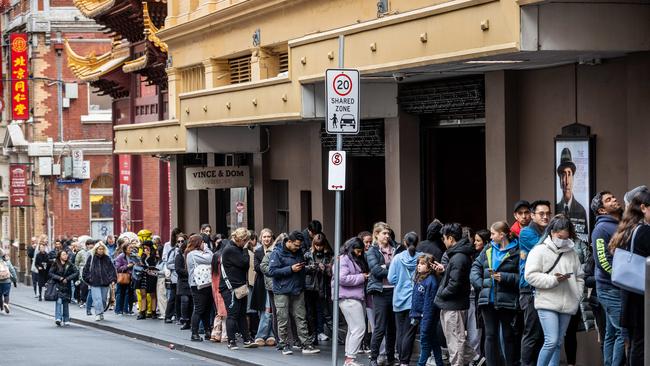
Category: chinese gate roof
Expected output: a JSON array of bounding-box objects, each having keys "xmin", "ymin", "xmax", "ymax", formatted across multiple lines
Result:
[{"xmin": 65, "ymin": 40, "xmax": 130, "ymax": 98}]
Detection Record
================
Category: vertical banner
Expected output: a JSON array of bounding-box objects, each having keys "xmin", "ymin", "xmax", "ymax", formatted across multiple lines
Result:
[
  {"xmin": 119, "ymin": 155, "xmax": 131, "ymax": 233},
  {"xmin": 10, "ymin": 33, "xmax": 29, "ymax": 120},
  {"xmin": 10, "ymin": 164, "xmax": 30, "ymax": 206}
]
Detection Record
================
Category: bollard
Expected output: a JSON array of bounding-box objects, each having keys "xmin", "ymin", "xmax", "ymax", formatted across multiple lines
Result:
[{"xmin": 643, "ymin": 257, "xmax": 650, "ymax": 366}]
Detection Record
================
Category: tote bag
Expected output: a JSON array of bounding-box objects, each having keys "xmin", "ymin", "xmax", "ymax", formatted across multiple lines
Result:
[
  {"xmin": 191, "ymin": 254, "xmax": 212, "ymax": 289},
  {"xmin": 612, "ymin": 225, "xmax": 646, "ymax": 295}
]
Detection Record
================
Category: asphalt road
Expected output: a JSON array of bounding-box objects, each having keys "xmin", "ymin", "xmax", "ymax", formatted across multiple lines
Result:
[{"xmin": 0, "ymin": 306, "xmax": 226, "ymax": 366}]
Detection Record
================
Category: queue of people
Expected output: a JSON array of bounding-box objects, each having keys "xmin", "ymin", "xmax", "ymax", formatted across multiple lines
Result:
[{"xmin": 14, "ymin": 184, "xmax": 649, "ymax": 366}]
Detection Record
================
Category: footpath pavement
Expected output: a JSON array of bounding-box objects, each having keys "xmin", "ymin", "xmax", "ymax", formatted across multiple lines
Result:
[{"xmin": 10, "ymin": 285, "xmax": 346, "ymax": 366}]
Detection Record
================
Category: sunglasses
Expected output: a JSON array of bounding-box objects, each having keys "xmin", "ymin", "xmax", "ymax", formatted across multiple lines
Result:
[{"xmin": 177, "ymin": 239, "xmax": 185, "ymax": 244}]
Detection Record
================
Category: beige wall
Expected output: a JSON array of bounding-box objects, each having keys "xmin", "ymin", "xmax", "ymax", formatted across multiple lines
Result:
[{"xmin": 514, "ymin": 53, "xmax": 650, "ymax": 216}]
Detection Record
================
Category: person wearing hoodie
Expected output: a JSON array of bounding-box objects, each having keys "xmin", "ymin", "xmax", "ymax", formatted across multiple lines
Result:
[
  {"xmin": 388, "ymin": 232, "xmax": 423, "ymax": 366},
  {"xmin": 186, "ymin": 234, "xmax": 214, "ymax": 343},
  {"xmin": 268, "ymin": 230, "xmax": 320, "ymax": 355},
  {"xmin": 366, "ymin": 222, "xmax": 398, "ymax": 366},
  {"xmin": 82, "ymin": 241, "xmax": 117, "ymax": 321},
  {"xmin": 417, "ymin": 219, "xmax": 445, "ymax": 262},
  {"xmin": 470, "ymin": 222, "xmax": 520, "ymax": 366},
  {"xmin": 519, "ymin": 200, "xmax": 551, "ymax": 366},
  {"xmin": 434, "ymin": 223, "xmax": 477, "ymax": 366},
  {"xmin": 0, "ymin": 248, "xmax": 17, "ymax": 314},
  {"xmin": 337, "ymin": 237, "xmax": 370, "ymax": 366},
  {"xmin": 589, "ymin": 191, "xmax": 625, "ymax": 366},
  {"xmin": 525, "ymin": 215, "xmax": 584, "ymax": 366}
]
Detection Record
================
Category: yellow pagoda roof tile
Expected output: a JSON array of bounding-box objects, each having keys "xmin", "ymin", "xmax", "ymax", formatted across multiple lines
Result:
[
  {"xmin": 73, "ymin": 0, "xmax": 116, "ymax": 18},
  {"xmin": 123, "ymin": 54, "xmax": 148, "ymax": 73},
  {"xmin": 64, "ymin": 40, "xmax": 129, "ymax": 82},
  {"xmin": 143, "ymin": 2, "xmax": 168, "ymax": 53}
]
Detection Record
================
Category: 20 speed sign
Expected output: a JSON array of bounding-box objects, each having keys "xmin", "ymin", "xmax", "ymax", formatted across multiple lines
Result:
[{"xmin": 326, "ymin": 69, "xmax": 360, "ymax": 134}]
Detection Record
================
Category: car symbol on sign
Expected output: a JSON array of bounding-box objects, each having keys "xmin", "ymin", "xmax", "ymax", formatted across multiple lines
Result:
[{"xmin": 340, "ymin": 114, "xmax": 356, "ymax": 129}]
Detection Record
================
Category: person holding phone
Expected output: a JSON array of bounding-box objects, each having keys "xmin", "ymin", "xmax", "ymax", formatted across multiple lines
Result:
[{"xmin": 524, "ymin": 215, "xmax": 584, "ymax": 366}]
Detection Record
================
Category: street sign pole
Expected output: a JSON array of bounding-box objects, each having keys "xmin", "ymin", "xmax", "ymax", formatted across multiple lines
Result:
[{"xmin": 332, "ymin": 34, "xmax": 344, "ymax": 366}]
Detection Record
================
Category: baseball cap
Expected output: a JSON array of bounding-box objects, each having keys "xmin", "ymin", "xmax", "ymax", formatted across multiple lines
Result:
[{"xmin": 513, "ymin": 200, "xmax": 531, "ymax": 213}]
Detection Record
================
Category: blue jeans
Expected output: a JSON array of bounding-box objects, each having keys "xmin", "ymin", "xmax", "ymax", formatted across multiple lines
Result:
[
  {"xmin": 537, "ymin": 309, "xmax": 571, "ymax": 366},
  {"xmin": 256, "ymin": 294, "xmax": 275, "ymax": 339},
  {"xmin": 86, "ymin": 290, "xmax": 93, "ymax": 312},
  {"xmin": 115, "ymin": 283, "xmax": 133, "ymax": 314},
  {"xmin": 417, "ymin": 309, "xmax": 443, "ymax": 366},
  {"xmin": 90, "ymin": 286, "xmax": 109, "ymax": 315},
  {"xmin": 597, "ymin": 285, "xmax": 626, "ymax": 366},
  {"xmin": 55, "ymin": 298, "xmax": 70, "ymax": 322}
]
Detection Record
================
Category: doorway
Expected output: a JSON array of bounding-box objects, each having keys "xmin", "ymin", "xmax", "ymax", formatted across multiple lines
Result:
[
  {"xmin": 422, "ymin": 126, "xmax": 487, "ymax": 232},
  {"xmin": 344, "ymin": 156, "xmax": 386, "ymax": 239}
]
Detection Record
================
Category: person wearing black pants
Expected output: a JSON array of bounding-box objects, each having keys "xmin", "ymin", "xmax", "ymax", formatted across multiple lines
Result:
[
  {"xmin": 219, "ymin": 228, "xmax": 258, "ymax": 349},
  {"xmin": 164, "ymin": 283, "xmax": 177, "ymax": 322},
  {"xmin": 481, "ymin": 306, "xmax": 517, "ymax": 365},
  {"xmin": 395, "ymin": 310, "xmax": 419, "ymax": 364},
  {"xmin": 366, "ymin": 222, "xmax": 398, "ymax": 366},
  {"xmin": 190, "ymin": 286, "xmax": 213, "ymax": 337}
]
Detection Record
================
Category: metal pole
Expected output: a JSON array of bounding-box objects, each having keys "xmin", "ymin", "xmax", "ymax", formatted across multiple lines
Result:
[
  {"xmin": 56, "ymin": 47, "xmax": 64, "ymax": 142},
  {"xmin": 331, "ymin": 34, "xmax": 344, "ymax": 366},
  {"xmin": 645, "ymin": 257, "xmax": 650, "ymax": 365}
]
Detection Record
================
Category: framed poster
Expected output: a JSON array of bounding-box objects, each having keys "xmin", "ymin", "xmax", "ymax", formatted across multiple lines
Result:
[{"xmin": 554, "ymin": 132, "xmax": 595, "ymax": 243}]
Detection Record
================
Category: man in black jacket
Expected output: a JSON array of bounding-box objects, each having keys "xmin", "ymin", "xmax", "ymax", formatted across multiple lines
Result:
[
  {"xmin": 434, "ymin": 223, "xmax": 477, "ymax": 366},
  {"xmin": 416, "ymin": 219, "xmax": 445, "ymax": 262}
]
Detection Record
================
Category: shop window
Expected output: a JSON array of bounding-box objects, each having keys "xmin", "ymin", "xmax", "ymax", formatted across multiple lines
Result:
[
  {"xmin": 229, "ymin": 55, "xmax": 251, "ymax": 84},
  {"xmin": 90, "ymin": 174, "xmax": 114, "ymax": 238},
  {"xmin": 272, "ymin": 180, "xmax": 289, "ymax": 234}
]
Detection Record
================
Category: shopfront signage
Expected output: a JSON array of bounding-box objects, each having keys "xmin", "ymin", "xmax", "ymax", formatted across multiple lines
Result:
[
  {"xmin": 326, "ymin": 68, "xmax": 360, "ymax": 134},
  {"xmin": 10, "ymin": 33, "xmax": 29, "ymax": 120},
  {"xmin": 10, "ymin": 164, "xmax": 30, "ymax": 206},
  {"xmin": 185, "ymin": 166, "xmax": 249, "ymax": 190}
]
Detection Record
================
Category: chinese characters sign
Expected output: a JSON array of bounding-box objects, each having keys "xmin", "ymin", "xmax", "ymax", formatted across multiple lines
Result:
[
  {"xmin": 10, "ymin": 164, "xmax": 30, "ymax": 206},
  {"xmin": 11, "ymin": 33, "xmax": 29, "ymax": 120}
]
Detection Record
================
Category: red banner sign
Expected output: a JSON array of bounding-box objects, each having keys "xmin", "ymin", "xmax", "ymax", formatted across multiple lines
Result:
[
  {"xmin": 11, "ymin": 33, "xmax": 29, "ymax": 120},
  {"xmin": 10, "ymin": 164, "xmax": 30, "ymax": 206}
]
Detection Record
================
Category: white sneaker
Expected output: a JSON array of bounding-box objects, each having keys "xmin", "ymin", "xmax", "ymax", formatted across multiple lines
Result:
[
  {"xmin": 343, "ymin": 359, "xmax": 363, "ymax": 366},
  {"xmin": 317, "ymin": 333, "xmax": 330, "ymax": 341},
  {"xmin": 3, "ymin": 303, "xmax": 9, "ymax": 314},
  {"xmin": 63, "ymin": 321, "xmax": 70, "ymax": 327},
  {"xmin": 100, "ymin": 314, "xmax": 104, "ymax": 320},
  {"xmin": 95, "ymin": 315, "xmax": 102, "ymax": 321}
]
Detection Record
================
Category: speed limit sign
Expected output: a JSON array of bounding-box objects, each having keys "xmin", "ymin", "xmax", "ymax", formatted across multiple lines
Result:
[{"xmin": 326, "ymin": 69, "xmax": 360, "ymax": 135}]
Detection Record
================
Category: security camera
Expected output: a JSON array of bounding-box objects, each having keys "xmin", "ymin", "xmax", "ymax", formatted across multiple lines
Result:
[{"xmin": 392, "ymin": 72, "xmax": 405, "ymax": 82}]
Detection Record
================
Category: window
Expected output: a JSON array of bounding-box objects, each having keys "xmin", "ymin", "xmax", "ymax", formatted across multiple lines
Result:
[
  {"xmin": 90, "ymin": 174, "xmax": 114, "ymax": 238},
  {"xmin": 229, "ymin": 55, "xmax": 251, "ymax": 84},
  {"xmin": 180, "ymin": 64, "xmax": 205, "ymax": 93},
  {"xmin": 83, "ymin": 87, "xmax": 113, "ymax": 123}
]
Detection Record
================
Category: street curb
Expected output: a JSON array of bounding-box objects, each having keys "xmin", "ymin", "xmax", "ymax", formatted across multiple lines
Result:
[{"xmin": 12, "ymin": 302, "xmax": 261, "ymax": 366}]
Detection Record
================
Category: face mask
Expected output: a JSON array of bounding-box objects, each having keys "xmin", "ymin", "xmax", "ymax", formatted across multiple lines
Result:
[{"xmin": 552, "ymin": 237, "xmax": 573, "ymax": 249}]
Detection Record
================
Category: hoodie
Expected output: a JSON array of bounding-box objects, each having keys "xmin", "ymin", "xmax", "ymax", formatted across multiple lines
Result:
[
  {"xmin": 470, "ymin": 240, "xmax": 520, "ymax": 309},
  {"xmin": 416, "ymin": 221, "xmax": 445, "ymax": 262},
  {"xmin": 519, "ymin": 222, "xmax": 545, "ymax": 291},
  {"xmin": 590, "ymin": 215, "xmax": 619, "ymax": 289},
  {"xmin": 388, "ymin": 249, "xmax": 421, "ymax": 312},
  {"xmin": 434, "ymin": 238, "xmax": 474, "ymax": 310}
]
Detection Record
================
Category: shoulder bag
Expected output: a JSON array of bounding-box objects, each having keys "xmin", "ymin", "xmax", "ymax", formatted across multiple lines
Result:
[
  {"xmin": 612, "ymin": 225, "xmax": 646, "ymax": 295},
  {"xmin": 44, "ymin": 279, "xmax": 58, "ymax": 301},
  {"xmin": 220, "ymin": 255, "xmax": 249, "ymax": 302},
  {"xmin": 191, "ymin": 252, "xmax": 212, "ymax": 289}
]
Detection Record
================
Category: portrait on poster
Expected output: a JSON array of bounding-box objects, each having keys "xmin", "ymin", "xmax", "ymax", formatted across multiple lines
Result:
[{"xmin": 555, "ymin": 139, "xmax": 591, "ymax": 242}]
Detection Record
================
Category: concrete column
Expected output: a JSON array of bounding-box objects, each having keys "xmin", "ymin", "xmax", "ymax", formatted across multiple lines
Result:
[
  {"xmin": 485, "ymin": 71, "xmax": 519, "ymax": 225},
  {"xmin": 384, "ymin": 113, "xmax": 421, "ymax": 239},
  {"xmin": 169, "ymin": 156, "xmax": 179, "ymax": 230},
  {"xmin": 626, "ymin": 53, "xmax": 650, "ymax": 187},
  {"xmin": 166, "ymin": 67, "xmax": 180, "ymax": 120},
  {"xmin": 253, "ymin": 151, "xmax": 273, "ymax": 234},
  {"xmin": 207, "ymin": 154, "xmax": 217, "ymax": 231},
  {"xmin": 251, "ymin": 48, "xmax": 279, "ymax": 81},
  {"xmin": 309, "ymin": 123, "xmax": 324, "ymax": 227},
  {"xmin": 203, "ymin": 59, "xmax": 230, "ymax": 88}
]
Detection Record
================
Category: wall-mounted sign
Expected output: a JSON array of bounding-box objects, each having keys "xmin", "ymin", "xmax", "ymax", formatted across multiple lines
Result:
[
  {"xmin": 72, "ymin": 149, "xmax": 84, "ymax": 178},
  {"xmin": 10, "ymin": 164, "xmax": 30, "ymax": 206},
  {"xmin": 10, "ymin": 33, "xmax": 29, "ymax": 120},
  {"xmin": 185, "ymin": 166, "xmax": 250, "ymax": 190},
  {"xmin": 69, "ymin": 187, "xmax": 82, "ymax": 210}
]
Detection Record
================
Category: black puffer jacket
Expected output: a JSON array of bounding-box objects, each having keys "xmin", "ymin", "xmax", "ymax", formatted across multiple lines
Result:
[
  {"xmin": 48, "ymin": 261, "xmax": 79, "ymax": 301},
  {"xmin": 470, "ymin": 242, "xmax": 520, "ymax": 310},
  {"xmin": 82, "ymin": 254, "xmax": 117, "ymax": 286},
  {"xmin": 366, "ymin": 243, "xmax": 398, "ymax": 294},
  {"xmin": 434, "ymin": 238, "xmax": 474, "ymax": 310},
  {"xmin": 175, "ymin": 249, "xmax": 191, "ymax": 296},
  {"xmin": 417, "ymin": 221, "xmax": 446, "ymax": 262},
  {"xmin": 304, "ymin": 249, "xmax": 333, "ymax": 298}
]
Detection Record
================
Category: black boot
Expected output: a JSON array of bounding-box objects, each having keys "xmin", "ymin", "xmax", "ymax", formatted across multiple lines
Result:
[
  {"xmin": 137, "ymin": 312, "xmax": 146, "ymax": 320},
  {"xmin": 191, "ymin": 333, "xmax": 203, "ymax": 342},
  {"xmin": 180, "ymin": 321, "xmax": 191, "ymax": 330}
]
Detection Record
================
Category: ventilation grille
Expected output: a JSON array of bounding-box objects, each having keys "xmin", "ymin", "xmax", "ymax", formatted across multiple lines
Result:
[
  {"xmin": 229, "ymin": 55, "xmax": 251, "ymax": 84},
  {"xmin": 278, "ymin": 52, "xmax": 289, "ymax": 74},
  {"xmin": 398, "ymin": 77, "xmax": 485, "ymax": 120},
  {"xmin": 320, "ymin": 119, "xmax": 385, "ymax": 157},
  {"xmin": 180, "ymin": 64, "xmax": 205, "ymax": 93}
]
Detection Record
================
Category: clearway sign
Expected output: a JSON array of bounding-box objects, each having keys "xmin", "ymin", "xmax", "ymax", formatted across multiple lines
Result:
[{"xmin": 326, "ymin": 69, "xmax": 360, "ymax": 134}]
